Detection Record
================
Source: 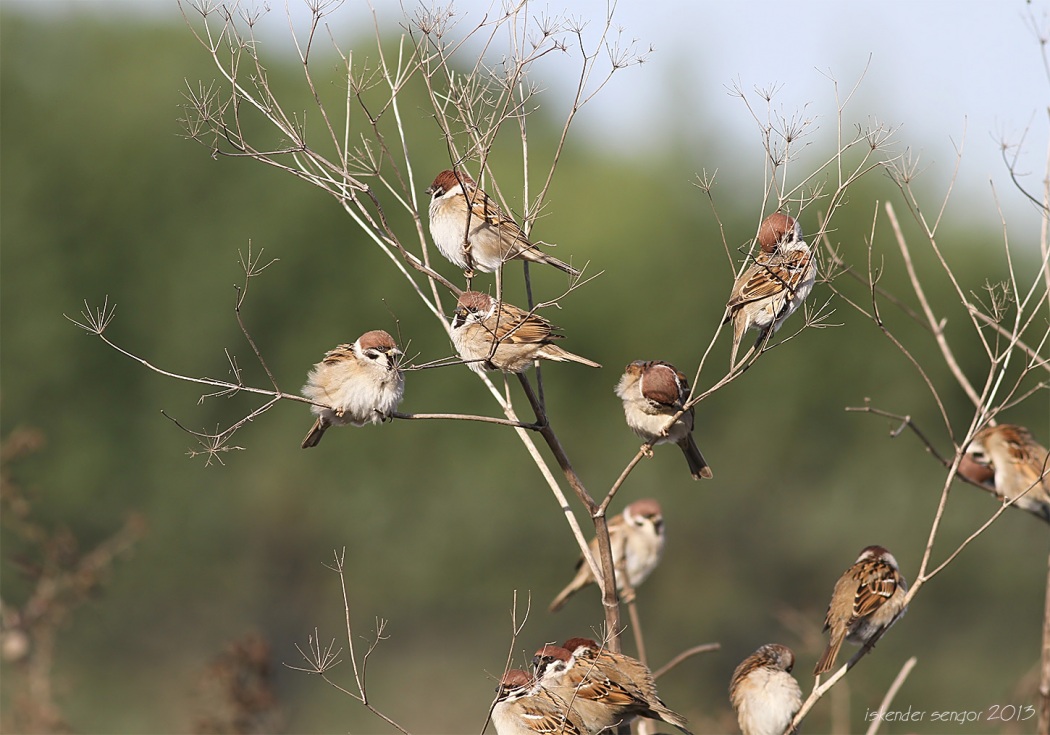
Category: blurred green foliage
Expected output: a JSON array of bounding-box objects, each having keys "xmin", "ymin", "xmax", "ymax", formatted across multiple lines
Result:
[{"xmin": 1, "ymin": 7, "xmax": 1047, "ymax": 735}]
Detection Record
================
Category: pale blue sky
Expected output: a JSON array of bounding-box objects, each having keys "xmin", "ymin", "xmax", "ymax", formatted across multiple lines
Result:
[{"xmin": 10, "ymin": 0, "xmax": 1048, "ymax": 230}]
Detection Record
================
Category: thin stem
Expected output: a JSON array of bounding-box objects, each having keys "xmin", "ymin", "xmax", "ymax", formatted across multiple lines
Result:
[
  {"xmin": 864, "ymin": 657, "xmax": 918, "ymax": 735},
  {"xmin": 650, "ymin": 643, "xmax": 721, "ymax": 681},
  {"xmin": 516, "ymin": 373, "xmax": 623, "ymax": 651},
  {"xmin": 884, "ymin": 202, "xmax": 980, "ymax": 408},
  {"xmin": 389, "ymin": 411, "xmax": 540, "ymax": 429},
  {"xmin": 625, "ymin": 592, "xmax": 646, "ymax": 666}
]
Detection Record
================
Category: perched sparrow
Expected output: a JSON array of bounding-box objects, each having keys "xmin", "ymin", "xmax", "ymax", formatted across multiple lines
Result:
[
  {"xmin": 426, "ymin": 169, "xmax": 579, "ymax": 277},
  {"xmin": 491, "ymin": 669, "xmax": 588, "ymax": 735},
  {"xmin": 549, "ymin": 499, "xmax": 666, "ymax": 613},
  {"xmin": 533, "ymin": 643, "xmax": 692, "ymax": 735},
  {"xmin": 450, "ymin": 291, "xmax": 600, "ymax": 374},
  {"xmin": 729, "ymin": 644, "xmax": 802, "ymax": 735},
  {"xmin": 814, "ymin": 545, "xmax": 908, "ymax": 675},
  {"xmin": 300, "ymin": 330, "xmax": 404, "ymax": 449},
  {"xmin": 724, "ymin": 213, "xmax": 817, "ymax": 370},
  {"xmin": 561, "ymin": 638, "xmax": 679, "ymax": 717},
  {"xmin": 958, "ymin": 424, "xmax": 1050, "ymax": 523},
  {"xmin": 615, "ymin": 360, "xmax": 713, "ymax": 480}
]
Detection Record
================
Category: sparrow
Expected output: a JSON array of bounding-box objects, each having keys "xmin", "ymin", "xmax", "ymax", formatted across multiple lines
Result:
[
  {"xmin": 729, "ymin": 644, "xmax": 802, "ymax": 735},
  {"xmin": 549, "ymin": 498, "xmax": 665, "ymax": 613},
  {"xmin": 814, "ymin": 545, "xmax": 908, "ymax": 675},
  {"xmin": 958, "ymin": 424, "xmax": 1050, "ymax": 523},
  {"xmin": 450, "ymin": 291, "xmax": 600, "ymax": 374},
  {"xmin": 724, "ymin": 213, "xmax": 817, "ymax": 370},
  {"xmin": 300, "ymin": 330, "xmax": 404, "ymax": 449},
  {"xmin": 426, "ymin": 169, "xmax": 579, "ymax": 278},
  {"xmin": 615, "ymin": 360, "xmax": 713, "ymax": 480},
  {"xmin": 491, "ymin": 669, "xmax": 588, "ymax": 735},
  {"xmin": 532, "ymin": 643, "xmax": 692, "ymax": 735},
  {"xmin": 561, "ymin": 637, "xmax": 679, "ymax": 716}
]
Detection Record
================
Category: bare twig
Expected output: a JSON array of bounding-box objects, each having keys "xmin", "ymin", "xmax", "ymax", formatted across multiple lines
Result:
[
  {"xmin": 884, "ymin": 202, "xmax": 981, "ymax": 408},
  {"xmin": 864, "ymin": 657, "xmax": 918, "ymax": 735},
  {"xmin": 482, "ymin": 591, "xmax": 532, "ymax": 735},
  {"xmin": 651, "ymin": 643, "xmax": 721, "ymax": 681}
]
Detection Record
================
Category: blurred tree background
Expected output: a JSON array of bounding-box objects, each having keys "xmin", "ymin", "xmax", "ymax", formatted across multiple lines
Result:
[{"xmin": 1, "ymin": 3, "xmax": 1047, "ymax": 734}]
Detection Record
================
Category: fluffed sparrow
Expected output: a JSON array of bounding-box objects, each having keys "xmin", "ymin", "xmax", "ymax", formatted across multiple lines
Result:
[
  {"xmin": 450, "ymin": 291, "xmax": 600, "ymax": 374},
  {"xmin": 492, "ymin": 669, "xmax": 588, "ymax": 735},
  {"xmin": 533, "ymin": 643, "xmax": 692, "ymax": 735},
  {"xmin": 725, "ymin": 213, "xmax": 817, "ymax": 370},
  {"xmin": 426, "ymin": 169, "xmax": 579, "ymax": 278},
  {"xmin": 958, "ymin": 424, "xmax": 1050, "ymax": 523},
  {"xmin": 615, "ymin": 360, "xmax": 713, "ymax": 480},
  {"xmin": 549, "ymin": 498, "xmax": 665, "ymax": 613},
  {"xmin": 814, "ymin": 545, "xmax": 908, "ymax": 675},
  {"xmin": 729, "ymin": 643, "xmax": 802, "ymax": 735},
  {"xmin": 300, "ymin": 330, "xmax": 404, "ymax": 449}
]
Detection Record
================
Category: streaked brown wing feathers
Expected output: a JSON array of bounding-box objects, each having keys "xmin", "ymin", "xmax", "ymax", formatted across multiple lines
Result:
[
  {"xmin": 729, "ymin": 249, "xmax": 812, "ymax": 307},
  {"xmin": 852, "ymin": 564, "xmax": 897, "ymax": 619},
  {"xmin": 491, "ymin": 304, "xmax": 559, "ymax": 344},
  {"xmin": 467, "ymin": 189, "xmax": 529, "ymax": 243}
]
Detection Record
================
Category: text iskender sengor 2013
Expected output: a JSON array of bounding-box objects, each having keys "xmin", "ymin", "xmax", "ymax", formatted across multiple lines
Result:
[{"xmin": 864, "ymin": 704, "xmax": 1035, "ymax": 724}]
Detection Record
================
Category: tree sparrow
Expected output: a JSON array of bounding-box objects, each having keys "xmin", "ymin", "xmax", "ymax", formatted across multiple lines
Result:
[
  {"xmin": 300, "ymin": 330, "xmax": 404, "ymax": 449},
  {"xmin": 814, "ymin": 545, "xmax": 908, "ymax": 675},
  {"xmin": 549, "ymin": 498, "xmax": 665, "ymax": 613},
  {"xmin": 491, "ymin": 669, "xmax": 588, "ymax": 735},
  {"xmin": 450, "ymin": 291, "xmax": 600, "ymax": 374},
  {"xmin": 615, "ymin": 360, "xmax": 713, "ymax": 480},
  {"xmin": 729, "ymin": 643, "xmax": 802, "ymax": 735},
  {"xmin": 532, "ymin": 643, "xmax": 692, "ymax": 735},
  {"xmin": 958, "ymin": 424, "xmax": 1050, "ymax": 523},
  {"xmin": 561, "ymin": 637, "xmax": 679, "ymax": 717},
  {"xmin": 426, "ymin": 169, "xmax": 579, "ymax": 279},
  {"xmin": 724, "ymin": 213, "xmax": 817, "ymax": 370}
]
